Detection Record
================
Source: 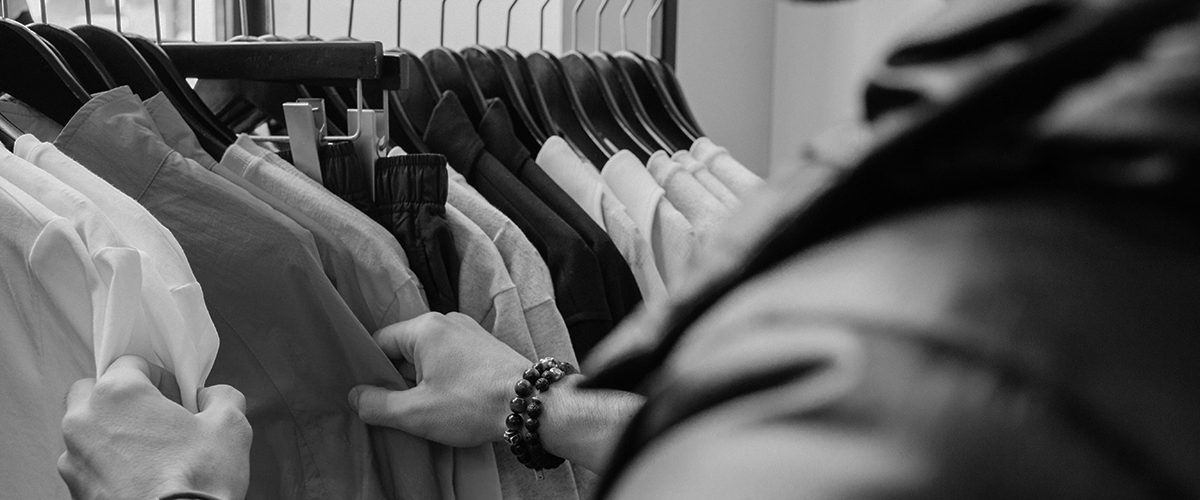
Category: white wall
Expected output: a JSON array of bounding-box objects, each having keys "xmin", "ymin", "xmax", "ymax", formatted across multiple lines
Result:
[
  {"xmin": 768, "ymin": 0, "xmax": 942, "ymax": 176},
  {"xmin": 671, "ymin": 0, "xmax": 778, "ymax": 176}
]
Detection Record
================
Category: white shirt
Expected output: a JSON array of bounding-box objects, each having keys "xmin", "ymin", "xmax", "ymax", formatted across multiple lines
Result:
[
  {"xmin": 671, "ymin": 150, "xmax": 741, "ymax": 210},
  {"xmin": 690, "ymin": 137, "xmax": 766, "ymax": 198},
  {"xmin": 537, "ymin": 137, "xmax": 669, "ymax": 305},
  {"xmin": 601, "ymin": 150, "xmax": 697, "ymax": 292},
  {"xmin": 0, "ymin": 162, "xmax": 105, "ymax": 500},
  {"xmin": 646, "ymin": 151, "xmax": 731, "ymax": 243},
  {"xmin": 1, "ymin": 141, "xmax": 215, "ymax": 411},
  {"xmin": 14, "ymin": 136, "xmax": 220, "ymax": 412}
]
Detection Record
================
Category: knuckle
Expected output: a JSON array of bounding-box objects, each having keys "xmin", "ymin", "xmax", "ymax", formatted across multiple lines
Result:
[{"xmin": 90, "ymin": 378, "xmax": 142, "ymax": 402}]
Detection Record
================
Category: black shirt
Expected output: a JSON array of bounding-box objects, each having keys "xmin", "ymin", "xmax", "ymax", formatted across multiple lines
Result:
[
  {"xmin": 476, "ymin": 98, "xmax": 644, "ymax": 325},
  {"xmin": 422, "ymin": 91, "xmax": 615, "ymax": 358}
]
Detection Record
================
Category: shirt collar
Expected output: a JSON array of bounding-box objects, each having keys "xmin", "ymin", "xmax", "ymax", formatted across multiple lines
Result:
[
  {"xmin": 54, "ymin": 86, "xmax": 175, "ymax": 201},
  {"xmin": 477, "ymin": 99, "xmax": 533, "ymax": 170},
  {"xmin": 601, "ymin": 150, "xmax": 662, "ymax": 243},
  {"xmin": 423, "ymin": 91, "xmax": 487, "ymax": 178},
  {"xmin": 143, "ymin": 94, "xmax": 222, "ymax": 170}
]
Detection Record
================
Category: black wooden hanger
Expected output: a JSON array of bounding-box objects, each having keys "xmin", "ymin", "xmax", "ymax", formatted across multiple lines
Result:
[
  {"xmin": 0, "ymin": 18, "xmax": 89, "ymax": 125},
  {"xmin": 384, "ymin": 0, "xmax": 443, "ymax": 153},
  {"xmin": 553, "ymin": 0, "xmax": 653, "ymax": 160},
  {"xmin": 589, "ymin": 0, "xmax": 686, "ymax": 151},
  {"xmin": 27, "ymin": 23, "xmax": 116, "ymax": 93},
  {"xmin": 645, "ymin": 54, "xmax": 703, "ymax": 136},
  {"xmin": 614, "ymin": 51, "xmax": 697, "ymax": 144},
  {"xmin": 126, "ymin": 35, "xmax": 237, "ymax": 141},
  {"xmin": 526, "ymin": 52, "xmax": 616, "ymax": 166},
  {"xmin": 461, "ymin": 0, "xmax": 547, "ymax": 152},
  {"xmin": 0, "ymin": 112, "xmax": 22, "ymax": 149},
  {"xmin": 421, "ymin": 0, "xmax": 490, "ymax": 124},
  {"xmin": 74, "ymin": 24, "xmax": 230, "ymax": 157}
]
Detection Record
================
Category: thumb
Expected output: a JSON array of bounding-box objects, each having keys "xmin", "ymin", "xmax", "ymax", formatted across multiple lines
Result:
[
  {"xmin": 349, "ymin": 385, "xmax": 432, "ymax": 433},
  {"xmin": 198, "ymin": 385, "xmax": 248, "ymax": 416}
]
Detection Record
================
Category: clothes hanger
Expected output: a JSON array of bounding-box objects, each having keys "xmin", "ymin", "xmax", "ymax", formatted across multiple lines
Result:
[
  {"xmin": 0, "ymin": 111, "xmax": 23, "ymax": 149},
  {"xmin": 593, "ymin": 0, "xmax": 690, "ymax": 150},
  {"xmin": 26, "ymin": 0, "xmax": 116, "ymax": 94},
  {"xmin": 382, "ymin": 0, "xmax": 436, "ymax": 153},
  {"xmin": 582, "ymin": 0, "xmax": 674, "ymax": 152},
  {"xmin": 462, "ymin": 0, "xmax": 546, "ymax": 152},
  {"xmin": 0, "ymin": 17, "xmax": 89, "ymax": 125},
  {"xmin": 128, "ymin": 0, "xmax": 236, "ymax": 143},
  {"xmin": 71, "ymin": 0, "xmax": 230, "ymax": 156},
  {"xmin": 490, "ymin": 0, "xmax": 559, "ymax": 139},
  {"xmin": 554, "ymin": 0, "xmax": 653, "ymax": 160},
  {"xmin": 634, "ymin": 0, "xmax": 702, "ymax": 136},
  {"xmin": 422, "ymin": 0, "xmax": 490, "ymax": 124},
  {"xmin": 613, "ymin": 0, "xmax": 700, "ymax": 141},
  {"xmin": 520, "ymin": 0, "xmax": 613, "ymax": 165}
]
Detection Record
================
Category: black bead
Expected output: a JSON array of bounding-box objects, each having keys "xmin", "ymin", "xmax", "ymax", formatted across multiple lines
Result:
[
  {"xmin": 525, "ymin": 416, "xmax": 540, "ymax": 431},
  {"xmin": 515, "ymin": 379, "xmax": 534, "ymax": 397},
  {"xmin": 506, "ymin": 413, "xmax": 524, "ymax": 430},
  {"xmin": 545, "ymin": 367, "xmax": 564, "ymax": 382},
  {"xmin": 523, "ymin": 367, "xmax": 540, "ymax": 382},
  {"xmin": 516, "ymin": 453, "xmax": 532, "ymax": 464},
  {"xmin": 509, "ymin": 397, "xmax": 528, "ymax": 413},
  {"xmin": 534, "ymin": 378, "xmax": 550, "ymax": 392},
  {"xmin": 510, "ymin": 443, "xmax": 528, "ymax": 455},
  {"xmin": 527, "ymin": 400, "xmax": 543, "ymax": 418},
  {"xmin": 537, "ymin": 358, "xmax": 554, "ymax": 372},
  {"xmin": 525, "ymin": 432, "xmax": 540, "ymax": 446}
]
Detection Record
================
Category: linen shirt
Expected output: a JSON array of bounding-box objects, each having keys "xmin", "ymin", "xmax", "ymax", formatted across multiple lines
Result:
[
  {"xmin": 13, "ymin": 138, "xmax": 222, "ymax": 411},
  {"xmin": 689, "ymin": 137, "xmax": 765, "ymax": 198},
  {"xmin": 1, "ymin": 142, "xmax": 215, "ymax": 411},
  {"xmin": 225, "ymin": 135, "xmax": 430, "ymax": 328},
  {"xmin": 51, "ymin": 87, "xmax": 445, "ymax": 500},
  {"xmin": 646, "ymin": 151, "xmax": 730, "ymax": 243},
  {"xmin": 601, "ymin": 151, "xmax": 697, "ymax": 292},
  {"xmin": 671, "ymin": 151, "xmax": 740, "ymax": 210},
  {"xmin": 538, "ymin": 136, "xmax": 669, "ymax": 305},
  {"xmin": 0, "ymin": 164, "xmax": 107, "ymax": 500}
]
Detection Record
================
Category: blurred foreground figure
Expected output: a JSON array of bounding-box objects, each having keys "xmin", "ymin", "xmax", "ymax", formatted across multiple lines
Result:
[{"xmin": 60, "ymin": 1, "xmax": 1200, "ymax": 499}]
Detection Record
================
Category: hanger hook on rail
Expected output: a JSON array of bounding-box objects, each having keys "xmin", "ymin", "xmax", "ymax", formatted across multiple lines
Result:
[
  {"xmin": 348, "ymin": 0, "xmax": 356, "ymax": 38},
  {"xmin": 396, "ymin": 0, "xmax": 402, "ymax": 46},
  {"xmin": 440, "ymin": 0, "xmax": 448, "ymax": 46},
  {"xmin": 476, "ymin": 0, "xmax": 485, "ymax": 44},
  {"xmin": 539, "ymin": 0, "xmax": 551, "ymax": 50},
  {"xmin": 646, "ymin": 0, "xmax": 662, "ymax": 55},
  {"xmin": 152, "ymin": 0, "xmax": 163, "ymax": 43},
  {"xmin": 619, "ymin": 0, "xmax": 635, "ymax": 52},
  {"xmin": 114, "ymin": 0, "xmax": 122, "ymax": 32},
  {"xmin": 505, "ymin": 0, "xmax": 519, "ymax": 47},
  {"xmin": 595, "ymin": 0, "xmax": 610, "ymax": 53},
  {"xmin": 571, "ymin": 0, "xmax": 586, "ymax": 51}
]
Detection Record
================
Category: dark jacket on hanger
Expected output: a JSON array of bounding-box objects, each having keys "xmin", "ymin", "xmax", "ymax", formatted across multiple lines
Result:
[
  {"xmin": 476, "ymin": 99, "xmax": 644, "ymax": 325},
  {"xmin": 422, "ymin": 91, "xmax": 615, "ymax": 359}
]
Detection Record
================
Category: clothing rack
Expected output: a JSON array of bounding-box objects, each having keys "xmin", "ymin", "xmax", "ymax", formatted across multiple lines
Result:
[{"xmin": 227, "ymin": 0, "xmax": 679, "ymax": 67}]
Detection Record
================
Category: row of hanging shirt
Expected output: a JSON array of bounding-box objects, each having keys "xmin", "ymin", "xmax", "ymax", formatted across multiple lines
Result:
[{"xmin": 0, "ymin": 0, "xmax": 763, "ymax": 498}]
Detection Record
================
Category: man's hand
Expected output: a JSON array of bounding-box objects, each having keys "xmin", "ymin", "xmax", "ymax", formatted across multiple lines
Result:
[
  {"xmin": 349, "ymin": 312, "xmax": 532, "ymax": 448},
  {"xmin": 59, "ymin": 355, "xmax": 253, "ymax": 500}
]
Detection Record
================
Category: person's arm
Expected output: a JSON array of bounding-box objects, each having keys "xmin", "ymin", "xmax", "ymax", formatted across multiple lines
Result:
[
  {"xmin": 349, "ymin": 312, "xmax": 644, "ymax": 473},
  {"xmin": 59, "ymin": 355, "xmax": 252, "ymax": 500}
]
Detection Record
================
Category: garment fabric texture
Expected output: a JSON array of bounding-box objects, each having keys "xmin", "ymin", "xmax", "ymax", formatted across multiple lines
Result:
[
  {"xmin": 13, "ymin": 138, "xmax": 223, "ymax": 408},
  {"xmin": 589, "ymin": 1, "xmax": 1200, "ymax": 498},
  {"xmin": 224, "ymin": 134, "xmax": 430, "ymax": 330},
  {"xmin": 537, "ymin": 136, "xmax": 669, "ymax": 306},
  {"xmin": 646, "ymin": 151, "xmax": 730, "ymax": 242},
  {"xmin": 280, "ymin": 141, "xmax": 374, "ymax": 213},
  {"xmin": 671, "ymin": 151, "xmax": 740, "ymax": 210},
  {"xmin": 371, "ymin": 154, "xmax": 461, "ymax": 314},
  {"xmin": 601, "ymin": 150, "xmax": 697, "ymax": 292},
  {"xmin": 688, "ymin": 137, "xmax": 765, "ymax": 198},
  {"xmin": 143, "ymin": 96, "xmax": 373, "ymax": 328},
  {"xmin": 422, "ymin": 91, "xmax": 615, "ymax": 360},
  {"xmin": 1, "ymin": 141, "xmax": 216, "ymax": 412},
  {"xmin": 0, "ymin": 165, "xmax": 97, "ymax": 500},
  {"xmin": 476, "ymin": 100, "xmax": 644, "ymax": 329},
  {"xmin": 52, "ymin": 87, "xmax": 445, "ymax": 500}
]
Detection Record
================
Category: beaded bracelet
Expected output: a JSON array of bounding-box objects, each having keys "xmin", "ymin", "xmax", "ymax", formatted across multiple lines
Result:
[{"xmin": 503, "ymin": 357, "xmax": 577, "ymax": 478}]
